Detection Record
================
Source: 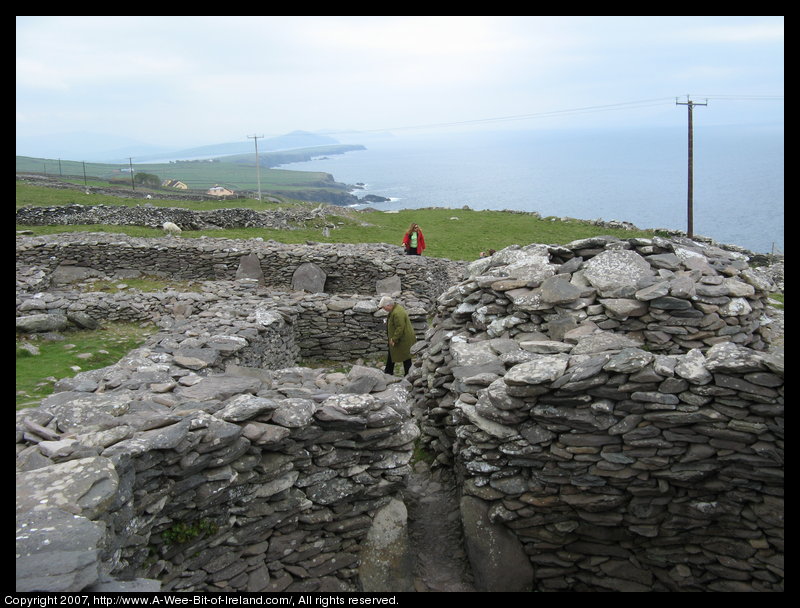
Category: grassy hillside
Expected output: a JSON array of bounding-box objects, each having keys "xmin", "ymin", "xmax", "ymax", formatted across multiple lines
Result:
[
  {"xmin": 216, "ymin": 144, "xmax": 365, "ymax": 168},
  {"xmin": 16, "ymin": 154, "xmax": 352, "ymax": 192},
  {"xmin": 15, "ymin": 181, "xmax": 306, "ymax": 210},
  {"xmin": 15, "ymin": 181, "xmax": 656, "ymax": 261}
]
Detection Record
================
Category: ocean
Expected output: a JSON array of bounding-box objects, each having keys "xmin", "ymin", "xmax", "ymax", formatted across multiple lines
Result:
[{"xmin": 285, "ymin": 125, "xmax": 784, "ymax": 255}]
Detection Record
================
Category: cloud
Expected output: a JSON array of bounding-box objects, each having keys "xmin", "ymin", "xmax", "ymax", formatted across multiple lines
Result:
[
  {"xmin": 16, "ymin": 16, "xmax": 783, "ymax": 146},
  {"xmin": 682, "ymin": 21, "xmax": 784, "ymax": 43}
]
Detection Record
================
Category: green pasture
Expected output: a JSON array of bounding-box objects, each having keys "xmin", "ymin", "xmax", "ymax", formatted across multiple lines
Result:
[
  {"xmin": 15, "ymin": 182, "xmax": 656, "ymax": 261},
  {"xmin": 16, "ymin": 155, "xmax": 345, "ymax": 192}
]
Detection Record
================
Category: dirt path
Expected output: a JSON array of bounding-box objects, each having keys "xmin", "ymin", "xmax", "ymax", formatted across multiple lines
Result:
[{"xmin": 403, "ymin": 461, "xmax": 476, "ymax": 592}]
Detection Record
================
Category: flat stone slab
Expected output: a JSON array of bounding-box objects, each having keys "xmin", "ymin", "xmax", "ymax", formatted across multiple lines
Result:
[
  {"xmin": 16, "ymin": 507, "xmax": 104, "ymax": 592},
  {"xmin": 583, "ymin": 249, "xmax": 654, "ymax": 297},
  {"xmin": 16, "ymin": 456, "xmax": 119, "ymax": 520},
  {"xmin": 176, "ymin": 376, "xmax": 262, "ymax": 401}
]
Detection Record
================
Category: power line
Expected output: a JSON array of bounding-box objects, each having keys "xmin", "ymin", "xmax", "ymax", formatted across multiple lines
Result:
[
  {"xmin": 220, "ymin": 94, "xmax": 782, "ymax": 140},
  {"xmin": 326, "ymin": 97, "xmax": 678, "ymax": 135},
  {"xmin": 693, "ymin": 94, "xmax": 783, "ymax": 101},
  {"xmin": 308, "ymin": 94, "xmax": 782, "ymax": 136}
]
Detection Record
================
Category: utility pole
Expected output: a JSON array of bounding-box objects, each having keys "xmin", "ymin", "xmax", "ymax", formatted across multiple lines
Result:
[
  {"xmin": 129, "ymin": 158, "xmax": 136, "ymax": 191},
  {"xmin": 248, "ymin": 134, "xmax": 264, "ymax": 201},
  {"xmin": 676, "ymin": 95, "xmax": 707, "ymax": 238}
]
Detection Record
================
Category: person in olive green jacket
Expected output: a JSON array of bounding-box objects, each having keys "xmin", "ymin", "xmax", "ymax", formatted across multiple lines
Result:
[{"xmin": 379, "ymin": 296, "xmax": 415, "ymax": 376}]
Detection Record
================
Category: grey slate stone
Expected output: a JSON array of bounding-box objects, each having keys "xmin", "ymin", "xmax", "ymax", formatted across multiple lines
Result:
[
  {"xmin": 292, "ymin": 262, "xmax": 327, "ymax": 293},
  {"xmin": 16, "ymin": 313, "xmax": 69, "ymax": 333},
  {"xmin": 376, "ymin": 275, "xmax": 402, "ymax": 294},
  {"xmin": 460, "ymin": 495, "xmax": 533, "ymax": 592},
  {"xmin": 177, "ymin": 376, "xmax": 262, "ymax": 401},
  {"xmin": 235, "ymin": 253, "xmax": 265, "ymax": 286},
  {"xmin": 583, "ymin": 249, "xmax": 654, "ymax": 297},
  {"xmin": 16, "ymin": 457, "xmax": 118, "ymax": 520},
  {"xmin": 359, "ymin": 499, "xmax": 414, "ymax": 592},
  {"xmin": 16, "ymin": 508, "xmax": 104, "ymax": 592},
  {"xmin": 504, "ymin": 354, "xmax": 569, "ymax": 385}
]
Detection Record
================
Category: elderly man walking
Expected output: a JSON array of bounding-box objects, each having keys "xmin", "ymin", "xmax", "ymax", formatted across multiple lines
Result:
[{"xmin": 379, "ymin": 296, "xmax": 415, "ymax": 376}]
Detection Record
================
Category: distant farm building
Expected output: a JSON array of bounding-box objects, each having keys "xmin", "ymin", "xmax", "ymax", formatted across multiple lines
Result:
[
  {"xmin": 208, "ymin": 185, "xmax": 235, "ymax": 197},
  {"xmin": 162, "ymin": 179, "xmax": 188, "ymax": 190}
]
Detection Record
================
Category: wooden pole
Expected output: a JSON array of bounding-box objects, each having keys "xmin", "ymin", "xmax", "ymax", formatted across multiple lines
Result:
[
  {"xmin": 676, "ymin": 96, "xmax": 707, "ymax": 238},
  {"xmin": 248, "ymin": 134, "xmax": 264, "ymax": 201}
]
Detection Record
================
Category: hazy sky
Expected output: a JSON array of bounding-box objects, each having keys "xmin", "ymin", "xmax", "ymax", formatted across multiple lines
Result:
[{"xmin": 16, "ymin": 16, "xmax": 784, "ymax": 149}]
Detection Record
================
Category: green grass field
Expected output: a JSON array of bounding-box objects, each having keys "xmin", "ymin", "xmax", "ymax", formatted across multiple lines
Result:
[
  {"xmin": 16, "ymin": 155, "xmax": 348, "ymax": 192},
  {"xmin": 16, "ymin": 181, "xmax": 656, "ymax": 261}
]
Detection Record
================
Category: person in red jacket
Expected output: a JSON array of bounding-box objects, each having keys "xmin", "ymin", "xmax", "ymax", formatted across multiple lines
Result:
[{"xmin": 402, "ymin": 223, "xmax": 426, "ymax": 255}]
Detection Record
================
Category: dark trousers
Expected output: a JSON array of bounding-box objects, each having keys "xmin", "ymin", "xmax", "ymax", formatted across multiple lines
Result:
[
  {"xmin": 384, "ymin": 353, "xmax": 411, "ymax": 376},
  {"xmin": 406, "ymin": 247, "xmax": 419, "ymax": 255}
]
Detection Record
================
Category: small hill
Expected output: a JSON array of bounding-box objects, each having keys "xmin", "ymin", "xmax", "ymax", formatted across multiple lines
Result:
[{"xmin": 110, "ymin": 131, "xmax": 345, "ymax": 163}]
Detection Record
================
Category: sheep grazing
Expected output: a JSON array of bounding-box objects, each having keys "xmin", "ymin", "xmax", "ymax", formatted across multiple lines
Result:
[{"xmin": 162, "ymin": 222, "xmax": 182, "ymax": 236}]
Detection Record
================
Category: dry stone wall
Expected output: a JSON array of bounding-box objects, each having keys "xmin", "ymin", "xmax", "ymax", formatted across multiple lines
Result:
[
  {"xmin": 16, "ymin": 288, "xmax": 420, "ymax": 592},
  {"xmin": 15, "ymin": 233, "xmax": 461, "ymax": 304},
  {"xmin": 409, "ymin": 235, "xmax": 784, "ymax": 591},
  {"xmin": 16, "ymin": 232, "xmax": 456, "ymax": 363},
  {"xmin": 16, "ymin": 203, "xmax": 355, "ymax": 232},
  {"xmin": 16, "ymin": 231, "xmax": 785, "ymax": 592},
  {"xmin": 16, "ymin": 283, "xmax": 430, "ymax": 365},
  {"xmin": 15, "ymin": 233, "xmax": 458, "ymax": 592},
  {"xmin": 451, "ymin": 236, "xmax": 774, "ymax": 353}
]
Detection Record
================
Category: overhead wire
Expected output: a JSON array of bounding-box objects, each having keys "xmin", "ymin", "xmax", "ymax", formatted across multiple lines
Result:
[
  {"xmin": 691, "ymin": 94, "xmax": 783, "ymax": 101},
  {"xmin": 318, "ymin": 94, "xmax": 782, "ymax": 136},
  {"xmin": 319, "ymin": 98, "xmax": 676, "ymax": 135}
]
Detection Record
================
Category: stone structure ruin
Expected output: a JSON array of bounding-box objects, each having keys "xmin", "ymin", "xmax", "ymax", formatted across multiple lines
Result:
[
  {"xmin": 411, "ymin": 237, "xmax": 783, "ymax": 591},
  {"xmin": 16, "ymin": 231, "xmax": 783, "ymax": 592}
]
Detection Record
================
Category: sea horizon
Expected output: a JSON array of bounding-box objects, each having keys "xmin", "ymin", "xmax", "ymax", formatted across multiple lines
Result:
[{"xmin": 286, "ymin": 125, "xmax": 784, "ymax": 255}]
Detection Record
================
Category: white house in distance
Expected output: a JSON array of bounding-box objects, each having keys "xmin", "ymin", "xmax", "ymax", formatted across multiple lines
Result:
[{"xmin": 207, "ymin": 185, "xmax": 235, "ymax": 197}]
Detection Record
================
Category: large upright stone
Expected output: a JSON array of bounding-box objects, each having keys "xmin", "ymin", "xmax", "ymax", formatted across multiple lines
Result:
[
  {"xmin": 376, "ymin": 275, "xmax": 402, "ymax": 294},
  {"xmin": 235, "ymin": 253, "xmax": 265, "ymax": 286},
  {"xmin": 540, "ymin": 275, "xmax": 584, "ymax": 305},
  {"xmin": 460, "ymin": 495, "xmax": 534, "ymax": 592},
  {"xmin": 358, "ymin": 498, "xmax": 414, "ymax": 592},
  {"xmin": 502, "ymin": 247, "xmax": 557, "ymax": 285},
  {"xmin": 292, "ymin": 262, "xmax": 326, "ymax": 293}
]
